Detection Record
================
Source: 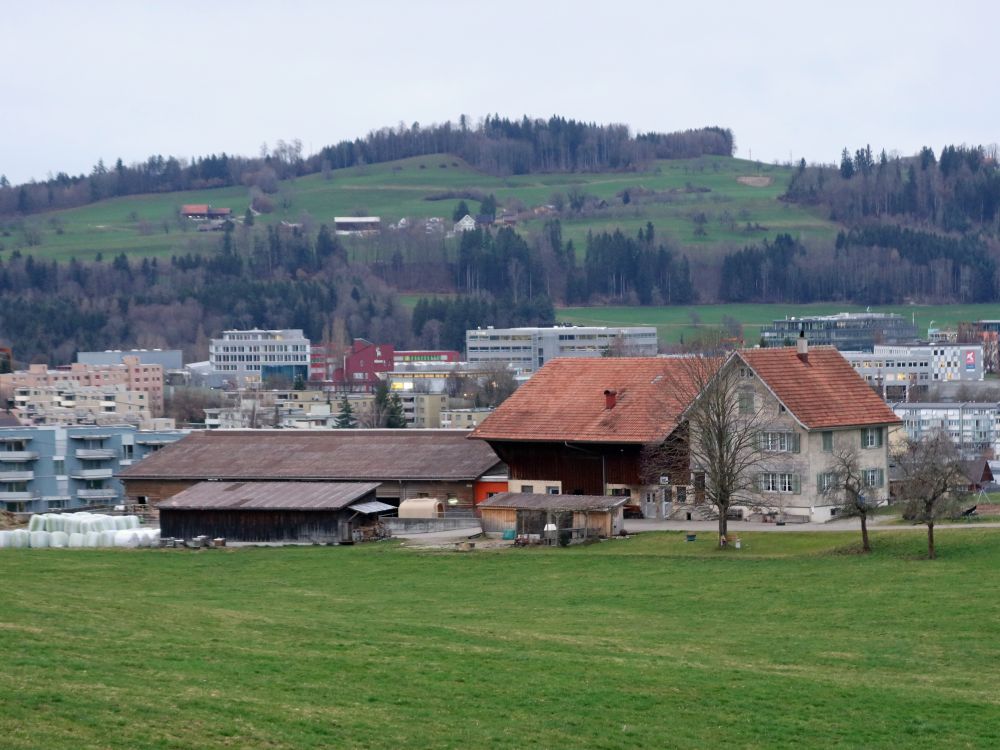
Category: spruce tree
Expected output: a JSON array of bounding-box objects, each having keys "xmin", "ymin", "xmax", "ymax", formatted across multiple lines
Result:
[{"xmin": 335, "ymin": 395, "xmax": 357, "ymax": 428}]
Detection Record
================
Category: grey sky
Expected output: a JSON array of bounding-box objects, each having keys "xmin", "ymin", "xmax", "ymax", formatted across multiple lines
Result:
[{"xmin": 3, "ymin": 0, "xmax": 997, "ymax": 185}]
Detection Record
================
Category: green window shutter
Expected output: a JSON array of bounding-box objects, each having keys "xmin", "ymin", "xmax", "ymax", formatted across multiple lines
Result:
[
  {"xmin": 791, "ymin": 433, "xmax": 801, "ymax": 453},
  {"xmin": 876, "ymin": 428, "xmax": 884, "ymax": 448},
  {"xmin": 758, "ymin": 473, "xmax": 766, "ymax": 492},
  {"xmin": 861, "ymin": 429, "xmax": 866, "ymax": 448},
  {"xmin": 758, "ymin": 431, "xmax": 766, "ymax": 450},
  {"xmin": 793, "ymin": 475, "xmax": 801, "ymax": 494},
  {"xmin": 816, "ymin": 473, "xmax": 823, "ymax": 491},
  {"xmin": 877, "ymin": 469, "xmax": 884, "ymax": 487}
]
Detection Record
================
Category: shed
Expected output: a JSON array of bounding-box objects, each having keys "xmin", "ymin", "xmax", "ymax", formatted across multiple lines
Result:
[
  {"xmin": 158, "ymin": 481, "xmax": 387, "ymax": 544},
  {"xmin": 398, "ymin": 498, "xmax": 445, "ymax": 518},
  {"xmin": 478, "ymin": 493, "xmax": 627, "ymax": 540}
]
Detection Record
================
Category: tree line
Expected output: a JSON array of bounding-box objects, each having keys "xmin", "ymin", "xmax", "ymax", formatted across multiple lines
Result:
[{"xmin": 0, "ymin": 118, "xmax": 734, "ymax": 216}]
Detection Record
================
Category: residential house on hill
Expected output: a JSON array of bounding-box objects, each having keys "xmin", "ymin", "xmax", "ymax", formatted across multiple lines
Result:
[
  {"xmin": 470, "ymin": 357, "xmax": 700, "ymax": 518},
  {"xmin": 119, "ymin": 429, "xmax": 505, "ymax": 509}
]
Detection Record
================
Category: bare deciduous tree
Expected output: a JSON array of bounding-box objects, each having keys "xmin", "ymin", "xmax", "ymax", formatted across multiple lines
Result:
[
  {"xmin": 823, "ymin": 446, "xmax": 876, "ymax": 552},
  {"xmin": 895, "ymin": 432, "xmax": 967, "ymax": 559}
]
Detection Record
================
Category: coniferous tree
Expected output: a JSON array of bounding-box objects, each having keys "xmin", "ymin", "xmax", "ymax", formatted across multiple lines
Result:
[{"xmin": 335, "ymin": 395, "xmax": 358, "ymax": 428}]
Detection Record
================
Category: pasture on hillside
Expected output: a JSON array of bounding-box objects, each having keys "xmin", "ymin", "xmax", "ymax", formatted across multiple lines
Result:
[
  {"xmin": 3, "ymin": 530, "xmax": 1000, "ymax": 749},
  {"xmin": 2, "ymin": 155, "xmax": 833, "ymax": 262},
  {"xmin": 557, "ymin": 302, "xmax": 1000, "ymax": 345}
]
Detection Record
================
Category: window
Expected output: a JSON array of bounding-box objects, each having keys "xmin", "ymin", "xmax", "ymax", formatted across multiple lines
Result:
[
  {"xmin": 739, "ymin": 390, "xmax": 755, "ymax": 415},
  {"xmin": 520, "ymin": 485, "xmax": 534, "ymax": 494},
  {"xmin": 817, "ymin": 472, "xmax": 837, "ymax": 492},
  {"xmin": 545, "ymin": 486, "xmax": 559, "ymax": 495},
  {"xmin": 863, "ymin": 468, "xmax": 885, "ymax": 488},
  {"xmin": 759, "ymin": 432, "xmax": 800, "ymax": 453},
  {"xmin": 759, "ymin": 473, "xmax": 800, "ymax": 493},
  {"xmin": 52, "ymin": 459, "xmax": 65, "ymax": 475},
  {"xmin": 862, "ymin": 427, "xmax": 884, "ymax": 449},
  {"xmin": 822, "ymin": 431, "xmax": 833, "ymax": 452}
]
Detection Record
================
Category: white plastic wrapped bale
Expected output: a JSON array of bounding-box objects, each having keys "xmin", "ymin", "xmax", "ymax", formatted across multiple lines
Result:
[
  {"xmin": 28, "ymin": 514, "xmax": 46, "ymax": 532},
  {"xmin": 85, "ymin": 531, "xmax": 102, "ymax": 548},
  {"xmin": 29, "ymin": 530, "xmax": 50, "ymax": 548},
  {"xmin": 0, "ymin": 530, "xmax": 9, "ymax": 548},
  {"xmin": 10, "ymin": 529, "xmax": 30, "ymax": 548},
  {"xmin": 113, "ymin": 516, "xmax": 129, "ymax": 531},
  {"xmin": 44, "ymin": 514, "xmax": 62, "ymax": 532},
  {"xmin": 68, "ymin": 532, "xmax": 86, "ymax": 548},
  {"xmin": 114, "ymin": 530, "xmax": 140, "ymax": 548},
  {"xmin": 124, "ymin": 515, "xmax": 140, "ymax": 530},
  {"xmin": 49, "ymin": 531, "xmax": 69, "ymax": 548},
  {"xmin": 99, "ymin": 530, "xmax": 117, "ymax": 547}
]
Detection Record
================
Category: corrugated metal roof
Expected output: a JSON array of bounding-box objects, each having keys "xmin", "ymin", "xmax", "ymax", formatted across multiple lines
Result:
[
  {"xmin": 158, "ymin": 481, "xmax": 380, "ymax": 511},
  {"xmin": 478, "ymin": 492, "xmax": 628, "ymax": 512},
  {"xmin": 470, "ymin": 358, "xmax": 699, "ymax": 444},
  {"xmin": 348, "ymin": 500, "xmax": 396, "ymax": 514},
  {"xmin": 120, "ymin": 429, "xmax": 503, "ymax": 481}
]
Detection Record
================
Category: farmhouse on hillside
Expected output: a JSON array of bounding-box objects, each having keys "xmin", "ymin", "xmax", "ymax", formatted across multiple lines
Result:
[
  {"xmin": 118, "ymin": 429, "xmax": 505, "ymax": 509},
  {"xmin": 470, "ymin": 357, "xmax": 701, "ymax": 519}
]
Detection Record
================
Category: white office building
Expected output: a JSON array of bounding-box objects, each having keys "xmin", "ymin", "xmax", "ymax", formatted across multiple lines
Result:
[
  {"xmin": 843, "ymin": 343, "xmax": 984, "ymax": 400},
  {"xmin": 892, "ymin": 402, "xmax": 1000, "ymax": 459},
  {"xmin": 208, "ymin": 329, "xmax": 311, "ymax": 385},
  {"xmin": 466, "ymin": 326, "xmax": 658, "ymax": 374}
]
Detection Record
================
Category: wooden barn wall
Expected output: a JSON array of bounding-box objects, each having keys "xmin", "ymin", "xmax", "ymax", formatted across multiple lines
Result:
[
  {"xmin": 480, "ymin": 507, "xmax": 517, "ymax": 533},
  {"xmin": 160, "ymin": 509, "xmax": 343, "ymax": 542},
  {"xmin": 123, "ymin": 479, "xmax": 199, "ymax": 505},
  {"xmin": 488, "ymin": 442, "xmax": 648, "ymax": 494}
]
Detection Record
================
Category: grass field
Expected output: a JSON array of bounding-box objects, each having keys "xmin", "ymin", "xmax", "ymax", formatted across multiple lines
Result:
[
  {"xmin": 557, "ymin": 302, "xmax": 1000, "ymax": 345},
  {"xmin": 3, "ymin": 155, "xmax": 835, "ymax": 262},
  {"xmin": 3, "ymin": 530, "xmax": 1000, "ymax": 748}
]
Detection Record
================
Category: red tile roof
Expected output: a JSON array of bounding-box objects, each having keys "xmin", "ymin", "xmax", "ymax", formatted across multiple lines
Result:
[
  {"xmin": 470, "ymin": 358, "xmax": 700, "ymax": 444},
  {"xmin": 737, "ymin": 346, "xmax": 901, "ymax": 429},
  {"xmin": 180, "ymin": 204, "xmax": 209, "ymax": 215}
]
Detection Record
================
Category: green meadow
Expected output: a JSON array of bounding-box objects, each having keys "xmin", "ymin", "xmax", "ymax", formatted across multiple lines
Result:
[
  {"xmin": 3, "ymin": 530, "xmax": 1000, "ymax": 748},
  {"xmin": 3, "ymin": 155, "xmax": 833, "ymax": 262},
  {"xmin": 557, "ymin": 302, "xmax": 1000, "ymax": 344}
]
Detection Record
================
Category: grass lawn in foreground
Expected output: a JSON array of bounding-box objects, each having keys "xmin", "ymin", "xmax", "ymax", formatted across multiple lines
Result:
[{"xmin": 2, "ymin": 530, "xmax": 1000, "ymax": 748}]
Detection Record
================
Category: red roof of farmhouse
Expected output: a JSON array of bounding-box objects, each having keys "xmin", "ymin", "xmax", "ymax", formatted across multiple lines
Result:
[
  {"xmin": 470, "ymin": 357, "xmax": 702, "ymax": 444},
  {"xmin": 738, "ymin": 346, "xmax": 901, "ymax": 429}
]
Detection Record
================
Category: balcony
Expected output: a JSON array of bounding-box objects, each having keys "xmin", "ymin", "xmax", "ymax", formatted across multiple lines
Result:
[
  {"xmin": 75, "ymin": 448, "xmax": 116, "ymax": 460},
  {"xmin": 70, "ymin": 468, "xmax": 114, "ymax": 480},
  {"xmin": 0, "ymin": 470, "xmax": 34, "ymax": 482},
  {"xmin": 0, "ymin": 490, "xmax": 36, "ymax": 501},
  {"xmin": 0, "ymin": 451, "xmax": 39, "ymax": 463},
  {"xmin": 76, "ymin": 488, "xmax": 118, "ymax": 501}
]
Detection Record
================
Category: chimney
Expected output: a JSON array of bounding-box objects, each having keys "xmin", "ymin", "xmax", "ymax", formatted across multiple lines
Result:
[
  {"xmin": 796, "ymin": 330, "xmax": 808, "ymax": 362},
  {"xmin": 604, "ymin": 389, "xmax": 617, "ymax": 409}
]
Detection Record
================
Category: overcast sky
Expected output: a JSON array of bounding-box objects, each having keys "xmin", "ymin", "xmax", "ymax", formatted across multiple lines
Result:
[{"xmin": 3, "ymin": 0, "xmax": 997, "ymax": 185}]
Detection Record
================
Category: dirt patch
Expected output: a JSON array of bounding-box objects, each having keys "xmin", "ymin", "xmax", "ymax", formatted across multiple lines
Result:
[
  {"xmin": 737, "ymin": 176, "xmax": 773, "ymax": 187},
  {"xmin": 0, "ymin": 510, "xmax": 25, "ymax": 529}
]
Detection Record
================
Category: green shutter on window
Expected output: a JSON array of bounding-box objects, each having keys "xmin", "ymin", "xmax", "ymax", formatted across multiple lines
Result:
[
  {"xmin": 861, "ymin": 429, "xmax": 866, "ymax": 449},
  {"xmin": 877, "ymin": 469, "xmax": 884, "ymax": 487},
  {"xmin": 816, "ymin": 473, "xmax": 824, "ymax": 491},
  {"xmin": 876, "ymin": 428, "xmax": 884, "ymax": 448},
  {"xmin": 791, "ymin": 433, "xmax": 801, "ymax": 453},
  {"xmin": 792, "ymin": 475, "xmax": 801, "ymax": 494},
  {"xmin": 758, "ymin": 473, "xmax": 766, "ymax": 492}
]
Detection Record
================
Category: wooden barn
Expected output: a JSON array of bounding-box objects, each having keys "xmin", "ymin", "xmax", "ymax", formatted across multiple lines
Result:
[
  {"xmin": 158, "ymin": 481, "xmax": 393, "ymax": 544},
  {"xmin": 470, "ymin": 358, "xmax": 698, "ymax": 519},
  {"xmin": 118, "ymin": 429, "xmax": 504, "ymax": 509},
  {"xmin": 478, "ymin": 492, "xmax": 627, "ymax": 540}
]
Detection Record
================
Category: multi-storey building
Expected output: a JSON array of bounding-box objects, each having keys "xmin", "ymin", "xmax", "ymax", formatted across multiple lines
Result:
[
  {"xmin": 12, "ymin": 384, "xmax": 154, "ymax": 426},
  {"xmin": 77, "ymin": 349, "xmax": 184, "ymax": 371},
  {"xmin": 0, "ymin": 424, "xmax": 188, "ymax": 514},
  {"xmin": 466, "ymin": 325, "xmax": 658, "ymax": 374},
  {"xmin": 209, "ymin": 329, "xmax": 310, "ymax": 385},
  {"xmin": 891, "ymin": 402, "xmax": 1000, "ymax": 459},
  {"xmin": 0, "ymin": 356, "xmax": 164, "ymax": 412},
  {"xmin": 761, "ymin": 312, "xmax": 917, "ymax": 351},
  {"xmin": 440, "ymin": 408, "xmax": 494, "ymax": 429},
  {"xmin": 842, "ymin": 343, "xmax": 983, "ymax": 400}
]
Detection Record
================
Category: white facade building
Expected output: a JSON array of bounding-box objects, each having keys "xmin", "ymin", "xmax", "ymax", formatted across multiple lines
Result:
[
  {"xmin": 466, "ymin": 326, "xmax": 658, "ymax": 374},
  {"xmin": 208, "ymin": 329, "xmax": 311, "ymax": 385},
  {"xmin": 891, "ymin": 402, "xmax": 1000, "ymax": 459},
  {"xmin": 843, "ymin": 343, "xmax": 984, "ymax": 400}
]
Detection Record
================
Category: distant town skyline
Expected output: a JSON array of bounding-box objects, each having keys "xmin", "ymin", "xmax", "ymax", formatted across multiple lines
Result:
[{"xmin": 3, "ymin": 0, "xmax": 997, "ymax": 185}]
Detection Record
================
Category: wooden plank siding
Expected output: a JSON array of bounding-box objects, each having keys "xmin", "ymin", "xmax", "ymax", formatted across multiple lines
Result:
[
  {"xmin": 159, "ymin": 508, "xmax": 345, "ymax": 543},
  {"xmin": 480, "ymin": 508, "xmax": 517, "ymax": 533}
]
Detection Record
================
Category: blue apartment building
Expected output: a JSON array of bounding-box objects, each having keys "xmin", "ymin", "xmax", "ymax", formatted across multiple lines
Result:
[{"xmin": 0, "ymin": 425, "xmax": 188, "ymax": 513}]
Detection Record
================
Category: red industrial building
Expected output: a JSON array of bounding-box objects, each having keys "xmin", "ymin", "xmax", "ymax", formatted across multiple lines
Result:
[{"xmin": 310, "ymin": 339, "xmax": 459, "ymax": 392}]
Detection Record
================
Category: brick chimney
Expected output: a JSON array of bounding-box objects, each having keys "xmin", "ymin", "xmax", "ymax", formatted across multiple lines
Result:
[
  {"xmin": 604, "ymin": 389, "xmax": 617, "ymax": 409},
  {"xmin": 796, "ymin": 330, "xmax": 808, "ymax": 363}
]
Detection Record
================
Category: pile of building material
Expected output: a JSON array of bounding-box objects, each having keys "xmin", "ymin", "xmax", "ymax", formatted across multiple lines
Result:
[{"xmin": 0, "ymin": 512, "xmax": 160, "ymax": 549}]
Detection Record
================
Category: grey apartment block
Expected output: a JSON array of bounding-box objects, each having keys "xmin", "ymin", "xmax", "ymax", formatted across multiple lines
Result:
[
  {"xmin": 77, "ymin": 349, "xmax": 184, "ymax": 370},
  {"xmin": 843, "ymin": 344, "xmax": 983, "ymax": 400},
  {"xmin": 892, "ymin": 402, "xmax": 1000, "ymax": 459},
  {"xmin": 0, "ymin": 425, "xmax": 188, "ymax": 514},
  {"xmin": 466, "ymin": 326, "xmax": 658, "ymax": 374},
  {"xmin": 761, "ymin": 313, "xmax": 917, "ymax": 351}
]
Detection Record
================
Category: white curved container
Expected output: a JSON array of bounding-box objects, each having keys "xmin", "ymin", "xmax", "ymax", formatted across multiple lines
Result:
[
  {"xmin": 0, "ymin": 530, "xmax": 10, "ymax": 549},
  {"xmin": 68, "ymin": 532, "xmax": 86, "ymax": 548},
  {"xmin": 49, "ymin": 531, "xmax": 69, "ymax": 548},
  {"xmin": 28, "ymin": 515, "xmax": 45, "ymax": 532},
  {"xmin": 10, "ymin": 529, "xmax": 30, "ymax": 548},
  {"xmin": 85, "ymin": 531, "xmax": 101, "ymax": 548},
  {"xmin": 125, "ymin": 515, "xmax": 140, "ymax": 530},
  {"xmin": 114, "ymin": 530, "xmax": 139, "ymax": 548},
  {"xmin": 29, "ymin": 530, "xmax": 50, "ymax": 548}
]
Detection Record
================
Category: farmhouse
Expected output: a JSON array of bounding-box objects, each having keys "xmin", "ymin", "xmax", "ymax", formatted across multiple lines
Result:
[
  {"xmin": 158, "ymin": 481, "xmax": 391, "ymax": 544},
  {"xmin": 180, "ymin": 204, "xmax": 232, "ymax": 220},
  {"xmin": 479, "ymin": 492, "xmax": 626, "ymax": 540},
  {"xmin": 118, "ymin": 429, "xmax": 504, "ymax": 508},
  {"xmin": 334, "ymin": 216, "xmax": 381, "ymax": 235},
  {"xmin": 470, "ymin": 358, "xmax": 700, "ymax": 518},
  {"xmin": 718, "ymin": 339, "xmax": 902, "ymax": 522}
]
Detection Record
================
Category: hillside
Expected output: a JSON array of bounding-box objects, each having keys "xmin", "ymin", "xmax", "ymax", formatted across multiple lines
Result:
[{"xmin": 1, "ymin": 154, "xmax": 836, "ymax": 262}]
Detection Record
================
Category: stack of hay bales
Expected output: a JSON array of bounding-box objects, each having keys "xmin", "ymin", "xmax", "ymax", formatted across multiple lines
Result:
[{"xmin": 0, "ymin": 512, "xmax": 159, "ymax": 549}]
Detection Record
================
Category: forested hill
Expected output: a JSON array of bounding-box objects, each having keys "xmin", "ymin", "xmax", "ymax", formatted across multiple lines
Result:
[{"xmin": 0, "ymin": 117, "xmax": 734, "ymax": 216}]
